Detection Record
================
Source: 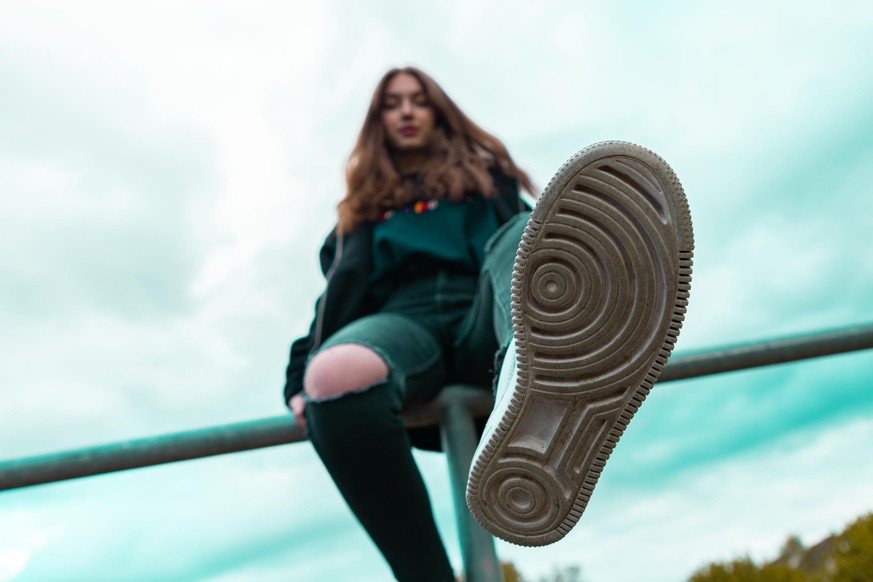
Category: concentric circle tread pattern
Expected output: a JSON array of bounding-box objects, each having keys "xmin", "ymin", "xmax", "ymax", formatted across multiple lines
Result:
[{"xmin": 466, "ymin": 141, "xmax": 694, "ymax": 546}]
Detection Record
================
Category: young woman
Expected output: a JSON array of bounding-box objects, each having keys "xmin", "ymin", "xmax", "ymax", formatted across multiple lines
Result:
[{"xmin": 283, "ymin": 67, "xmax": 694, "ymax": 581}]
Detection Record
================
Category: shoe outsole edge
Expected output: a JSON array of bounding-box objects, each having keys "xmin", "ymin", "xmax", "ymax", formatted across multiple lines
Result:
[{"xmin": 466, "ymin": 140, "xmax": 694, "ymax": 546}]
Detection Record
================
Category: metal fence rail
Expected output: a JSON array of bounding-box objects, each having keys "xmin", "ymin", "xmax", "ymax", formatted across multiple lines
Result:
[
  {"xmin": 659, "ymin": 323, "xmax": 873, "ymax": 381},
  {"xmin": 5, "ymin": 323, "xmax": 871, "ymax": 493},
  {"xmin": 2, "ymin": 323, "xmax": 872, "ymax": 582}
]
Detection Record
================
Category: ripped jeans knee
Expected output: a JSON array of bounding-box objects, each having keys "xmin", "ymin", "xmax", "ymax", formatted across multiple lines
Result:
[{"xmin": 304, "ymin": 343, "xmax": 390, "ymax": 401}]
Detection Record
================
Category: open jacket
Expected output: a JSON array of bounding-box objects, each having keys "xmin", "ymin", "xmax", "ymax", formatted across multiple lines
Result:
[{"xmin": 283, "ymin": 169, "xmax": 528, "ymax": 407}]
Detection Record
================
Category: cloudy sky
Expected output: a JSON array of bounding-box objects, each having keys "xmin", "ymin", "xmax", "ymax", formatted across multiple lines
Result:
[{"xmin": 1, "ymin": 1, "xmax": 872, "ymax": 581}]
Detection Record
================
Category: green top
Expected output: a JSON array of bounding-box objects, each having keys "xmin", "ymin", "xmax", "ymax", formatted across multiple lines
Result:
[{"xmin": 370, "ymin": 195, "xmax": 500, "ymax": 292}]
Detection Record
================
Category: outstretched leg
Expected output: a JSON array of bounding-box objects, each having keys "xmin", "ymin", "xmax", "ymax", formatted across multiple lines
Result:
[
  {"xmin": 449, "ymin": 213, "xmax": 528, "ymax": 386},
  {"xmin": 467, "ymin": 141, "xmax": 695, "ymax": 546}
]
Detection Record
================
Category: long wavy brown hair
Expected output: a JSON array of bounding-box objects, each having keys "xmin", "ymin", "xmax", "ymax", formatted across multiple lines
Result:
[{"xmin": 337, "ymin": 66, "xmax": 535, "ymax": 234}]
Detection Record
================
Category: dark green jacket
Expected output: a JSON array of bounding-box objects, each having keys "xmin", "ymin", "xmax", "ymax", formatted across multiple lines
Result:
[{"xmin": 283, "ymin": 169, "xmax": 527, "ymax": 406}]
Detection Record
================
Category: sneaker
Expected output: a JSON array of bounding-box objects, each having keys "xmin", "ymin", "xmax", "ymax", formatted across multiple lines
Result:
[{"xmin": 466, "ymin": 141, "xmax": 694, "ymax": 546}]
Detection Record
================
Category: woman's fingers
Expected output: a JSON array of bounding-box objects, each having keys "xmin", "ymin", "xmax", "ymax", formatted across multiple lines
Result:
[{"xmin": 289, "ymin": 394, "xmax": 307, "ymax": 433}]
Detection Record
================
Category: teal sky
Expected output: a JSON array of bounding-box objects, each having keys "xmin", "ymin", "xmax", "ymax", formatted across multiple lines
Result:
[{"xmin": 1, "ymin": 1, "xmax": 872, "ymax": 581}]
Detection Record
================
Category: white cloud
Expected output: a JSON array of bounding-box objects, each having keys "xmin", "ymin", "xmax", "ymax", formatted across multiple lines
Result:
[{"xmin": 1, "ymin": 0, "xmax": 872, "ymax": 581}]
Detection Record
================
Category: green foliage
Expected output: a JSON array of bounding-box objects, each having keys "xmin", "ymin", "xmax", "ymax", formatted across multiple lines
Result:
[
  {"xmin": 690, "ymin": 558, "xmax": 806, "ymax": 582},
  {"xmin": 832, "ymin": 513, "xmax": 873, "ymax": 582},
  {"xmin": 689, "ymin": 513, "xmax": 873, "ymax": 582},
  {"xmin": 502, "ymin": 561, "xmax": 524, "ymax": 582},
  {"xmin": 494, "ymin": 562, "xmax": 587, "ymax": 582},
  {"xmin": 779, "ymin": 535, "xmax": 806, "ymax": 567},
  {"xmin": 489, "ymin": 514, "xmax": 873, "ymax": 582}
]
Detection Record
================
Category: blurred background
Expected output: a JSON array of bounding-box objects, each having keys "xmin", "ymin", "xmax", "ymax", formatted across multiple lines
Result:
[{"xmin": 1, "ymin": 1, "xmax": 872, "ymax": 580}]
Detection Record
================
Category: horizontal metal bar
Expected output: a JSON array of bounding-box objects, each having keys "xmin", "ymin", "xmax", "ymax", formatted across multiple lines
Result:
[
  {"xmin": 0, "ymin": 416, "xmax": 305, "ymax": 492},
  {"xmin": 0, "ymin": 386, "xmax": 490, "ymax": 492},
  {"xmin": 2, "ymin": 323, "xmax": 872, "ymax": 492},
  {"xmin": 659, "ymin": 323, "xmax": 873, "ymax": 382}
]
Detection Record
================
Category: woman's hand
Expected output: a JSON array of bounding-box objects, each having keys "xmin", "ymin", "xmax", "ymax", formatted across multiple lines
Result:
[{"xmin": 289, "ymin": 393, "xmax": 307, "ymax": 433}]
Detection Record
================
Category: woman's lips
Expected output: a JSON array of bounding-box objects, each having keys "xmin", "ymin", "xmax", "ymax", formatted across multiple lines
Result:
[{"xmin": 399, "ymin": 127, "xmax": 418, "ymax": 136}]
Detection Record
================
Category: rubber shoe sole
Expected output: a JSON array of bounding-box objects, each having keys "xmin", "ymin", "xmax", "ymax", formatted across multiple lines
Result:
[{"xmin": 466, "ymin": 141, "xmax": 694, "ymax": 546}]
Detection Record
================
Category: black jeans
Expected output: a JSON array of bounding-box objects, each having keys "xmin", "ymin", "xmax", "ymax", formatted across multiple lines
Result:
[{"xmin": 304, "ymin": 213, "xmax": 527, "ymax": 581}]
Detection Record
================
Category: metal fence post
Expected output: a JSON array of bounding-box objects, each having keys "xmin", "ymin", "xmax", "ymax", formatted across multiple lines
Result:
[{"xmin": 439, "ymin": 385, "xmax": 504, "ymax": 582}]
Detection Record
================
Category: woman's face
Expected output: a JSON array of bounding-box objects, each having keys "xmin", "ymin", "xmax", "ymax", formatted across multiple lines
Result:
[{"xmin": 380, "ymin": 73, "xmax": 436, "ymax": 154}]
